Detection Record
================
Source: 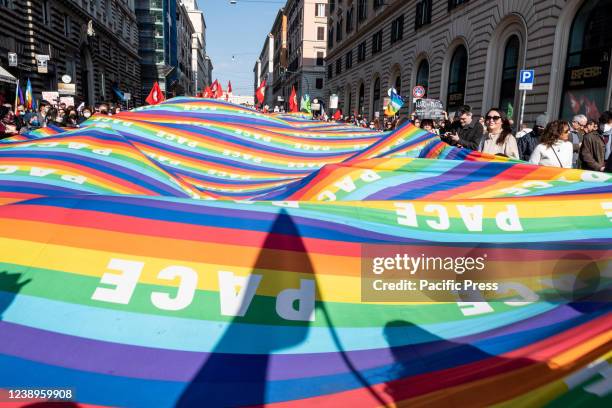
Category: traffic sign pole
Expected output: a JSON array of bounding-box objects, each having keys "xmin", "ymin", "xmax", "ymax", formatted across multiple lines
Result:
[
  {"xmin": 518, "ymin": 69, "xmax": 534, "ymax": 129},
  {"xmin": 519, "ymin": 90, "xmax": 526, "ymax": 129}
]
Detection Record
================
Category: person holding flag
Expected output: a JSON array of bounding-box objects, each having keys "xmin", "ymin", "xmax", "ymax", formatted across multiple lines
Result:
[{"xmin": 384, "ymin": 88, "xmax": 404, "ymax": 117}]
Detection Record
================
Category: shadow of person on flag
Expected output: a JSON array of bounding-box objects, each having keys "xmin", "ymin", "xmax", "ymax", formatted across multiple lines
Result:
[
  {"xmin": 0, "ymin": 271, "xmax": 31, "ymax": 321},
  {"xmin": 176, "ymin": 209, "xmax": 315, "ymax": 407},
  {"xmin": 382, "ymin": 319, "xmax": 497, "ymax": 404}
]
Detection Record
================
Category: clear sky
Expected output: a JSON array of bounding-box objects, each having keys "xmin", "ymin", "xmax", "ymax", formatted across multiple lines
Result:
[{"xmin": 197, "ymin": 0, "xmax": 284, "ymax": 95}]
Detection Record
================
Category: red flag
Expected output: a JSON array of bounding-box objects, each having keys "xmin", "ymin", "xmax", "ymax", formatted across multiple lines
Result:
[
  {"xmin": 210, "ymin": 80, "xmax": 219, "ymax": 98},
  {"xmin": 333, "ymin": 109, "xmax": 342, "ymax": 120},
  {"xmin": 217, "ymin": 81, "xmax": 224, "ymax": 99},
  {"xmin": 256, "ymin": 80, "xmax": 266, "ymax": 104},
  {"xmin": 145, "ymin": 82, "xmax": 165, "ymax": 105},
  {"xmin": 289, "ymin": 86, "xmax": 298, "ymax": 112},
  {"xmin": 204, "ymin": 86, "xmax": 212, "ymax": 98},
  {"xmin": 226, "ymin": 81, "xmax": 232, "ymax": 101}
]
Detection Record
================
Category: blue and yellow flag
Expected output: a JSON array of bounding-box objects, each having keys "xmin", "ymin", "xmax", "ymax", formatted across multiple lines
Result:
[{"xmin": 385, "ymin": 87, "xmax": 404, "ymax": 116}]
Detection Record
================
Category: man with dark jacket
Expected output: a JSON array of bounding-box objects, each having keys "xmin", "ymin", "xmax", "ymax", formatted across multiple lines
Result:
[
  {"xmin": 517, "ymin": 114, "xmax": 547, "ymax": 161},
  {"xmin": 446, "ymin": 108, "xmax": 484, "ymax": 150},
  {"xmin": 580, "ymin": 130, "xmax": 606, "ymax": 172}
]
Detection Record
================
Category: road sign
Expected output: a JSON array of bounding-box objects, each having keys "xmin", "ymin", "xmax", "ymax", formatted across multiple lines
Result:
[
  {"xmin": 519, "ymin": 69, "xmax": 534, "ymax": 90},
  {"xmin": 329, "ymin": 94, "xmax": 338, "ymax": 109},
  {"xmin": 413, "ymin": 86, "xmax": 426, "ymax": 98}
]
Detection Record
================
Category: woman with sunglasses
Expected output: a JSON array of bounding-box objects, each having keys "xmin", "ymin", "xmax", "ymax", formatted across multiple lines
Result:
[
  {"xmin": 529, "ymin": 120, "xmax": 573, "ymax": 168},
  {"xmin": 478, "ymin": 108, "xmax": 519, "ymax": 159}
]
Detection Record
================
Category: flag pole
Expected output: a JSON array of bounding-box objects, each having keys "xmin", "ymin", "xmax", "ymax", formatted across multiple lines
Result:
[{"xmin": 14, "ymin": 79, "xmax": 19, "ymax": 114}]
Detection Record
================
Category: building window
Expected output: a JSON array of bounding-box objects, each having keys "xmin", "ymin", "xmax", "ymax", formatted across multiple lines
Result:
[
  {"xmin": 328, "ymin": 27, "xmax": 334, "ymax": 48},
  {"xmin": 394, "ymin": 75, "xmax": 402, "ymax": 95},
  {"xmin": 317, "ymin": 51, "xmax": 324, "ymax": 66},
  {"xmin": 499, "ymin": 35, "xmax": 520, "ymax": 119},
  {"xmin": 317, "ymin": 26, "xmax": 325, "ymax": 41},
  {"xmin": 446, "ymin": 45, "xmax": 468, "ymax": 109},
  {"xmin": 345, "ymin": 51, "xmax": 353, "ymax": 70},
  {"xmin": 448, "ymin": 0, "xmax": 469, "ymax": 11},
  {"xmin": 0, "ymin": 1, "xmax": 14, "ymax": 9},
  {"xmin": 560, "ymin": 0, "xmax": 612, "ymax": 121},
  {"xmin": 358, "ymin": 0, "xmax": 367, "ymax": 22},
  {"xmin": 357, "ymin": 41, "xmax": 366, "ymax": 62},
  {"xmin": 316, "ymin": 78, "xmax": 324, "ymax": 89},
  {"xmin": 64, "ymin": 14, "xmax": 71, "ymax": 37},
  {"xmin": 330, "ymin": 0, "xmax": 335, "ymax": 13},
  {"xmin": 391, "ymin": 15, "xmax": 404, "ymax": 43},
  {"xmin": 416, "ymin": 59, "xmax": 429, "ymax": 94},
  {"xmin": 372, "ymin": 30, "xmax": 383, "ymax": 54},
  {"xmin": 328, "ymin": 65, "xmax": 333, "ymax": 79},
  {"xmin": 42, "ymin": 0, "xmax": 50, "ymax": 25},
  {"xmin": 415, "ymin": 0, "xmax": 432, "ymax": 29},
  {"xmin": 372, "ymin": 76, "xmax": 381, "ymax": 114},
  {"xmin": 336, "ymin": 59, "xmax": 342, "ymax": 75},
  {"xmin": 336, "ymin": 18, "xmax": 343, "ymax": 42},
  {"xmin": 316, "ymin": 3, "xmax": 326, "ymax": 17},
  {"xmin": 373, "ymin": 0, "xmax": 384, "ymax": 10},
  {"xmin": 358, "ymin": 82, "xmax": 365, "ymax": 113},
  {"xmin": 346, "ymin": 6, "xmax": 354, "ymax": 33}
]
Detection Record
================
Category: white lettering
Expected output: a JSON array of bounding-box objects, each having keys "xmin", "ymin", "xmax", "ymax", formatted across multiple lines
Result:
[{"xmin": 91, "ymin": 259, "xmax": 143, "ymax": 304}]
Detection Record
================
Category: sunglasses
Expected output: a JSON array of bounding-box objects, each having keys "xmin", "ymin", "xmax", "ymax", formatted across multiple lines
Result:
[{"xmin": 485, "ymin": 115, "xmax": 502, "ymax": 121}]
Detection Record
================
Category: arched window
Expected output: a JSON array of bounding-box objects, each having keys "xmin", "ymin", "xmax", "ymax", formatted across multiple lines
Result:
[
  {"xmin": 394, "ymin": 75, "xmax": 402, "ymax": 94},
  {"xmin": 372, "ymin": 77, "xmax": 381, "ymax": 115},
  {"xmin": 347, "ymin": 91, "xmax": 353, "ymax": 114},
  {"xmin": 499, "ymin": 35, "xmax": 520, "ymax": 118},
  {"xmin": 415, "ymin": 59, "xmax": 429, "ymax": 96},
  {"xmin": 560, "ymin": 0, "xmax": 612, "ymax": 120},
  {"xmin": 446, "ymin": 45, "xmax": 468, "ymax": 109},
  {"xmin": 358, "ymin": 83, "xmax": 365, "ymax": 114}
]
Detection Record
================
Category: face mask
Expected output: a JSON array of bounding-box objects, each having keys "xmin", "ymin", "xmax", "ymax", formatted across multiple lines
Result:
[
  {"xmin": 603, "ymin": 123, "xmax": 612, "ymax": 133},
  {"xmin": 83, "ymin": 112, "xmax": 91, "ymax": 118}
]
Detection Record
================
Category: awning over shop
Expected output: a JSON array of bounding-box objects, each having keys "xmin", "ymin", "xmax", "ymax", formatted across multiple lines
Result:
[{"xmin": 0, "ymin": 65, "xmax": 17, "ymax": 85}]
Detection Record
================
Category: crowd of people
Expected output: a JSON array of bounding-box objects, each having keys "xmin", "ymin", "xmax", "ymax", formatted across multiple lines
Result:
[
  {"xmin": 341, "ymin": 105, "xmax": 612, "ymax": 172},
  {"xmin": 2, "ymin": 98, "xmax": 612, "ymax": 173},
  {"xmin": 0, "ymin": 101, "xmax": 123, "ymax": 138}
]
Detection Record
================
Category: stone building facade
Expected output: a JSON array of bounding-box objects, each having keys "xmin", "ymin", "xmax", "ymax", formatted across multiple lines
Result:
[
  {"xmin": 325, "ymin": 0, "xmax": 612, "ymax": 124},
  {"xmin": 255, "ymin": 0, "xmax": 329, "ymax": 110},
  {"xmin": 0, "ymin": 0, "xmax": 141, "ymax": 107}
]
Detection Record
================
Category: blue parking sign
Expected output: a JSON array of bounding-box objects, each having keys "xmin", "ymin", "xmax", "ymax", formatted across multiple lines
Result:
[{"xmin": 519, "ymin": 70, "xmax": 534, "ymax": 90}]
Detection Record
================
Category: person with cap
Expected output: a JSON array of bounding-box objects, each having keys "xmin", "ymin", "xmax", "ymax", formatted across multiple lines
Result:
[{"xmin": 517, "ymin": 114, "xmax": 548, "ymax": 161}]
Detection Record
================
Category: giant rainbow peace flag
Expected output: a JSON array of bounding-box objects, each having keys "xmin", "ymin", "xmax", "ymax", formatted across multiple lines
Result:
[{"xmin": 0, "ymin": 98, "xmax": 610, "ymax": 407}]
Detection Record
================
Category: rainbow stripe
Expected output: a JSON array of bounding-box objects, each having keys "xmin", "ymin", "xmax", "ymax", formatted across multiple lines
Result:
[{"xmin": 0, "ymin": 98, "xmax": 610, "ymax": 407}]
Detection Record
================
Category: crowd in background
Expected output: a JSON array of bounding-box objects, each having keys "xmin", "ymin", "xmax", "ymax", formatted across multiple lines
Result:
[
  {"xmin": 2, "ymin": 98, "xmax": 612, "ymax": 173},
  {"xmin": 0, "ymin": 101, "xmax": 123, "ymax": 138},
  {"xmin": 333, "ymin": 105, "xmax": 612, "ymax": 172}
]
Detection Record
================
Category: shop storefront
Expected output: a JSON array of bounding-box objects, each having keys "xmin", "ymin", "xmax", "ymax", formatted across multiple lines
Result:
[
  {"xmin": 0, "ymin": 65, "xmax": 17, "ymax": 107},
  {"xmin": 560, "ymin": 0, "xmax": 612, "ymax": 120}
]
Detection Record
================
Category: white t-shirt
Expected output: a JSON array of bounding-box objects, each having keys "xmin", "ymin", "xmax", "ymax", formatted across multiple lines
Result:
[{"xmin": 529, "ymin": 141, "xmax": 573, "ymax": 168}]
